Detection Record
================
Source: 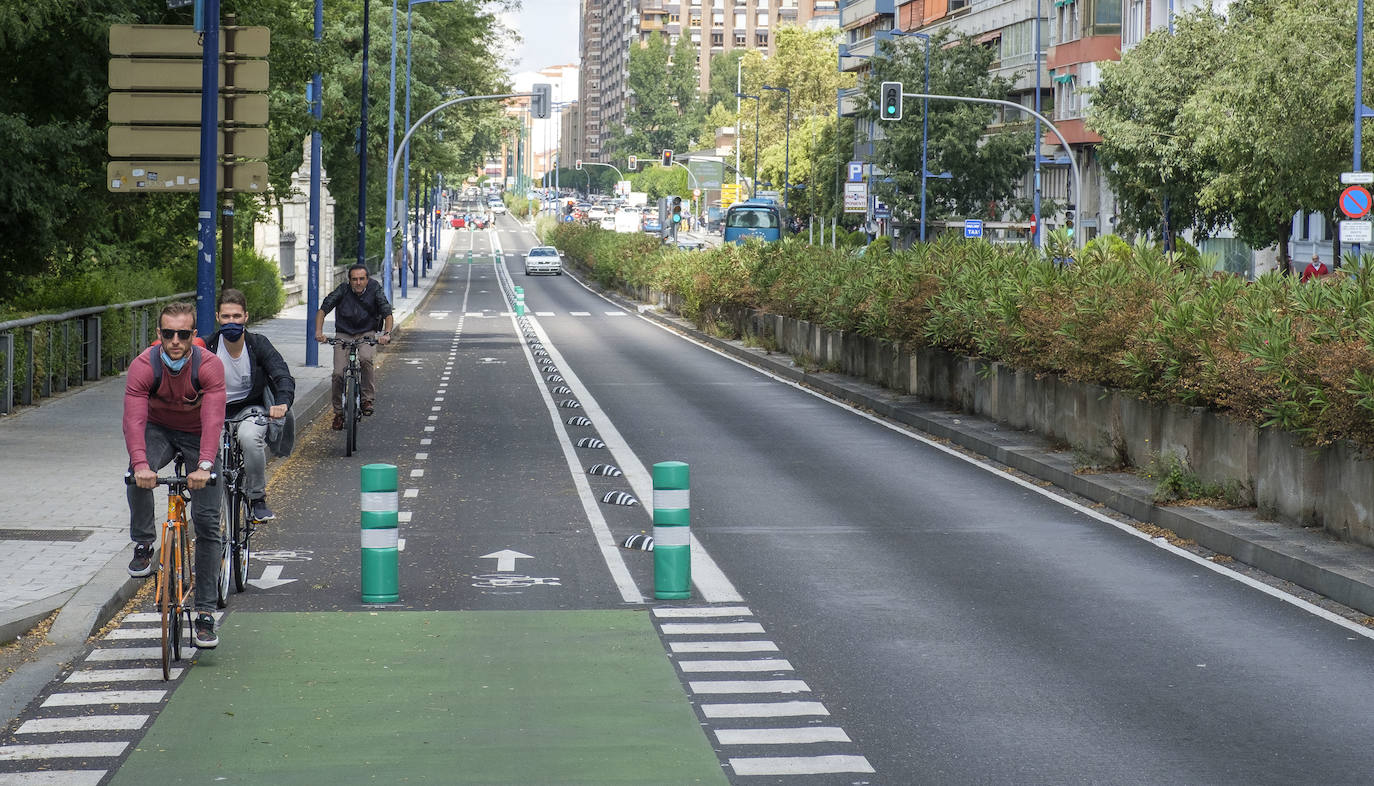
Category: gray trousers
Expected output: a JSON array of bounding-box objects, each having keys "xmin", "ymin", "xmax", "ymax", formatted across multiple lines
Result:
[
  {"xmin": 228, "ymin": 407, "xmax": 269, "ymax": 500},
  {"xmin": 331, "ymin": 332, "xmax": 377, "ymax": 413},
  {"xmin": 128, "ymin": 422, "xmax": 222, "ymax": 613}
]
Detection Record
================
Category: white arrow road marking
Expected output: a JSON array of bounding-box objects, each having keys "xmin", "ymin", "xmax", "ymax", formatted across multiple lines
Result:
[
  {"xmin": 479, "ymin": 549, "xmax": 534, "ymax": 572},
  {"xmin": 248, "ymin": 564, "xmax": 297, "ymax": 590}
]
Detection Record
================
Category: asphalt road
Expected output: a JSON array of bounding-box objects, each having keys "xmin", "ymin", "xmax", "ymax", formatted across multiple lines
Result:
[
  {"xmin": 8, "ymin": 215, "xmax": 1374, "ymax": 783},
  {"xmin": 485, "ymin": 215, "xmax": 1374, "ymax": 784}
]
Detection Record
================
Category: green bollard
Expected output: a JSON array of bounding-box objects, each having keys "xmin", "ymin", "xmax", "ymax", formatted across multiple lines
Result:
[
  {"xmin": 653, "ymin": 461, "xmax": 691, "ymax": 599},
  {"xmin": 360, "ymin": 463, "xmax": 399, "ymax": 603},
  {"xmin": 467, "ymin": 249, "xmax": 473, "ymax": 264}
]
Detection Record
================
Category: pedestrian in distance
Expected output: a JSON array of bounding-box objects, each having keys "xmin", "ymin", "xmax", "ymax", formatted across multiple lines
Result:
[
  {"xmin": 123, "ymin": 301, "xmax": 227, "ymax": 649},
  {"xmin": 315, "ymin": 263, "xmax": 394, "ymax": 430},
  {"xmin": 205, "ymin": 289, "xmax": 296, "ymax": 522},
  {"xmin": 1301, "ymin": 253, "xmax": 1331, "ymax": 282}
]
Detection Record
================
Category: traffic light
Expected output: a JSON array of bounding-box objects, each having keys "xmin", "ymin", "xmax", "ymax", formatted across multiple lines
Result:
[
  {"xmin": 628, "ymin": 155, "xmax": 637, "ymax": 170},
  {"xmin": 531, "ymin": 83, "xmax": 552, "ymax": 119},
  {"xmin": 1065, "ymin": 208, "xmax": 1075, "ymax": 239},
  {"xmin": 880, "ymin": 81, "xmax": 903, "ymax": 121},
  {"xmin": 662, "ymin": 149, "xmax": 673, "ymax": 168},
  {"xmin": 671, "ymin": 196, "xmax": 683, "ymax": 224},
  {"xmin": 575, "ymin": 159, "xmax": 582, "ymax": 170}
]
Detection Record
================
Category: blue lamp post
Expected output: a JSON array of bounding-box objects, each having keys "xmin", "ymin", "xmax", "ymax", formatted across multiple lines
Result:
[
  {"xmin": 762, "ymin": 85, "xmax": 791, "ymax": 213},
  {"xmin": 402, "ymin": 0, "xmax": 453, "ymax": 299}
]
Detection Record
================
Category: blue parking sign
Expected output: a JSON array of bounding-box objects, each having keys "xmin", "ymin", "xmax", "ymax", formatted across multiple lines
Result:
[
  {"xmin": 964, "ymin": 219, "xmax": 984, "ymax": 238},
  {"xmin": 848, "ymin": 161, "xmax": 864, "ymax": 182}
]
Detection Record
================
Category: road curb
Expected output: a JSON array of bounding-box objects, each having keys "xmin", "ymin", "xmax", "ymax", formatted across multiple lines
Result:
[{"xmin": 570, "ymin": 269, "xmax": 1374, "ymax": 620}]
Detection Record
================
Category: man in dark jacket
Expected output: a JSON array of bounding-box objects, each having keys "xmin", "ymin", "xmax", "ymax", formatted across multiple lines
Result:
[
  {"xmin": 315, "ymin": 263, "xmax": 394, "ymax": 429},
  {"xmin": 208, "ymin": 289, "xmax": 296, "ymax": 522}
]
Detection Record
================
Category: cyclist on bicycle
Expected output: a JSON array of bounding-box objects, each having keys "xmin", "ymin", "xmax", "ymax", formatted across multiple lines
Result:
[
  {"xmin": 315, "ymin": 263, "xmax": 393, "ymax": 430},
  {"xmin": 206, "ymin": 288, "xmax": 296, "ymax": 523},
  {"xmin": 123, "ymin": 301, "xmax": 227, "ymax": 649}
]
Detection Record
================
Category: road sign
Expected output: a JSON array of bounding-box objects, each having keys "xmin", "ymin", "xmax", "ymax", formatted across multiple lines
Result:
[
  {"xmin": 874, "ymin": 200, "xmax": 890, "ymax": 218},
  {"xmin": 1340, "ymin": 220, "xmax": 1373, "ymax": 243},
  {"xmin": 109, "ymin": 24, "xmax": 270, "ymax": 58},
  {"xmin": 109, "ymin": 58, "xmax": 269, "ymax": 91},
  {"xmin": 109, "ymin": 92, "xmax": 269, "ymax": 125},
  {"xmin": 844, "ymin": 182, "xmax": 867, "ymax": 213},
  {"xmin": 109, "ymin": 126, "xmax": 269, "ymax": 159},
  {"xmin": 107, "ymin": 160, "xmax": 269, "ymax": 193},
  {"xmin": 848, "ymin": 161, "xmax": 864, "ymax": 182},
  {"xmin": 964, "ymin": 219, "xmax": 984, "ymax": 238},
  {"xmin": 1340, "ymin": 185, "xmax": 1372, "ymax": 219},
  {"xmin": 1342, "ymin": 171, "xmax": 1374, "ymax": 185}
]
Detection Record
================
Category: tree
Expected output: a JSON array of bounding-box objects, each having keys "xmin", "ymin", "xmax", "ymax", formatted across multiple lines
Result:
[
  {"xmin": 864, "ymin": 31, "xmax": 1032, "ymax": 232},
  {"xmin": 706, "ymin": 49, "xmax": 747, "ymax": 112},
  {"xmin": 1184, "ymin": 0, "xmax": 1371, "ymax": 270},
  {"xmin": 669, "ymin": 33, "xmax": 703, "ymax": 136},
  {"xmin": 619, "ymin": 34, "xmax": 690, "ymax": 159},
  {"xmin": 1088, "ymin": 10, "xmax": 1230, "ymax": 247}
]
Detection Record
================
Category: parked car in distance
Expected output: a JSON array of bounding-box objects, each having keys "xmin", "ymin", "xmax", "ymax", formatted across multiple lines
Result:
[
  {"xmin": 488, "ymin": 199, "xmax": 507, "ymax": 214},
  {"xmin": 643, "ymin": 217, "xmax": 662, "ymax": 233},
  {"xmin": 524, "ymin": 245, "xmax": 563, "ymax": 275}
]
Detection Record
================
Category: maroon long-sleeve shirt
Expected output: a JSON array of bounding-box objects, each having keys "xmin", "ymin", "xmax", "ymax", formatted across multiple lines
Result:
[{"xmin": 123, "ymin": 346, "xmax": 227, "ymax": 472}]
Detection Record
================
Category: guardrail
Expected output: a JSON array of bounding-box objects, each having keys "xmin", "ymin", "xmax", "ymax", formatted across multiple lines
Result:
[{"xmin": 0, "ymin": 291, "xmax": 195, "ymax": 415}]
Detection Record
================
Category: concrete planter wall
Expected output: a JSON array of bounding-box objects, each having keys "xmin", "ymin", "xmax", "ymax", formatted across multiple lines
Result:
[
  {"xmin": 713, "ymin": 303, "xmax": 1374, "ymax": 548},
  {"xmin": 579, "ymin": 260, "xmax": 1374, "ymax": 549}
]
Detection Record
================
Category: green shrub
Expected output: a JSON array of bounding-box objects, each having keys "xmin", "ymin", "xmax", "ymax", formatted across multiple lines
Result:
[{"xmin": 228, "ymin": 244, "xmax": 286, "ymax": 323}]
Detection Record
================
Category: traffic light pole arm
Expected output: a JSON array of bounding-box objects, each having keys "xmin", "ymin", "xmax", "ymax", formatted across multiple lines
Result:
[
  {"xmin": 902, "ymin": 91, "xmax": 1083, "ymax": 249},
  {"xmin": 672, "ymin": 161, "xmax": 699, "ymax": 190},
  {"xmin": 579, "ymin": 161, "xmax": 624, "ymax": 181}
]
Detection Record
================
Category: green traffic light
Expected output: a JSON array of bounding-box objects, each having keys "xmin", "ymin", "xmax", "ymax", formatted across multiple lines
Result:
[{"xmin": 886, "ymin": 106, "xmax": 895, "ymax": 115}]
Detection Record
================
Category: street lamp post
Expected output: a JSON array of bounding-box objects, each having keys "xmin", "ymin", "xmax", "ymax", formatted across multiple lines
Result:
[
  {"xmin": 402, "ymin": 0, "xmax": 453, "ymax": 299},
  {"xmin": 736, "ymin": 92, "xmax": 760, "ymax": 198},
  {"xmin": 357, "ymin": 0, "xmax": 371, "ymax": 267},
  {"xmin": 762, "ymin": 85, "xmax": 791, "ymax": 212}
]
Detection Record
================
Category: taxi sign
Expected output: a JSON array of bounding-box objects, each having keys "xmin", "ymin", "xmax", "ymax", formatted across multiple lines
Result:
[{"xmin": 964, "ymin": 219, "xmax": 984, "ymax": 238}]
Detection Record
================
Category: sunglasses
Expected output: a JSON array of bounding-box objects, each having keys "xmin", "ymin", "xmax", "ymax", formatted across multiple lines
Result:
[{"xmin": 160, "ymin": 328, "xmax": 194, "ymax": 341}]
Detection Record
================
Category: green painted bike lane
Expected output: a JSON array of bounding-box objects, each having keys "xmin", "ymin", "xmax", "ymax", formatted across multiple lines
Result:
[{"xmin": 111, "ymin": 610, "xmax": 726, "ymax": 785}]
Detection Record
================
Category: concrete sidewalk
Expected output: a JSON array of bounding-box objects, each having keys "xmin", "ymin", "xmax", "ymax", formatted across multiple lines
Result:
[{"xmin": 0, "ymin": 226, "xmax": 469, "ymax": 719}]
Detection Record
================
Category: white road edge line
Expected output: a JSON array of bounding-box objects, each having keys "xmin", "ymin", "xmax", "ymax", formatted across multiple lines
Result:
[
  {"xmin": 559, "ymin": 258, "xmax": 1374, "ymax": 641},
  {"xmin": 491, "ymin": 231, "xmax": 643, "ymax": 604}
]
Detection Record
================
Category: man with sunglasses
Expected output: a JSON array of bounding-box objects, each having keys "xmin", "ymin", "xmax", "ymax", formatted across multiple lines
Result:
[
  {"xmin": 123, "ymin": 301, "xmax": 227, "ymax": 649},
  {"xmin": 206, "ymin": 288, "xmax": 295, "ymax": 523},
  {"xmin": 315, "ymin": 263, "xmax": 393, "ymax": 430}
]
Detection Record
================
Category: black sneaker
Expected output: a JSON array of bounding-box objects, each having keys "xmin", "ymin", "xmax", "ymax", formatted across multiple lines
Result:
[
  {"xmin": 193, "ymin": 613, "xmax": 219, "ymax": 649},
  {"xmin": 250, "ymin": 498, "xmax": 276, "ymax": 522},
  {"xmin": 127, "ymin": 543, "xmax": 155, "ymax": 578}
]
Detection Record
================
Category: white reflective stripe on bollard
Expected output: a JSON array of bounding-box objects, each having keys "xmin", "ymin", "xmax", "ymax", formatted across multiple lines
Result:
[
  {"xmin": 653, "ymin": 489, "xmax": 690, "ymax": 509},
  {"xmin": 361, "ymin": 528, "xmax": 400, "ymax": 549},
  {"xmin": 360, "ymin": 491, "xmax": 399, "ymax": 512},
  {"xmin": 653, "ymin": 525, "xmax": 691, "ymax": 547}
]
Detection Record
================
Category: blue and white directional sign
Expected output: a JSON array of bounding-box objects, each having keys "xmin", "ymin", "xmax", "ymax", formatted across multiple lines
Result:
[
  {"xmin": 848, "ymin": 161, "xmax": 864, "ymax": 183},
  {"xmin": 874, "ymin": 200, "xmax": 890, "ymax": 218},
  {"xmin": 964, "ymin": 219, "xmax": 984, "ymax": 238}
]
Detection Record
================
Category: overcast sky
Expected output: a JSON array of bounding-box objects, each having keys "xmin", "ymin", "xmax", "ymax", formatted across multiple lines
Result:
[{"xmin": 499, "ymin": 0, "xmax": 581, "ymax": 73}]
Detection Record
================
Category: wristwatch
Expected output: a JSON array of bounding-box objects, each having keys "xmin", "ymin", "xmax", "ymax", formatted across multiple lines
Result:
[{"xmin": 198, "ymin": 460, "xmax": 214, "ymax": 472}]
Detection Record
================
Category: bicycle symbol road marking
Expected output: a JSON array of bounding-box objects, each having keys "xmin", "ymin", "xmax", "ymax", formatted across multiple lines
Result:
[
  {"xmin": 471, "ymin": 573, "xmax": 562, "ymax": 589},
  {"xmin": 254, "ymin": 549, "xmax": 315, "ymax": 562}
]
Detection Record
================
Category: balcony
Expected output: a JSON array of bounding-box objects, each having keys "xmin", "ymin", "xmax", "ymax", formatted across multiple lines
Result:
[
  {"xmin": 838, "ymin": 86, "xmax": 866, "ymax": 118},
  {"xmin": 840, "ymin": 0, "xmax": 893, "ymax": 31},
  {"xmin": 839, "ymin": 35, "xmax": 877, "ymax": 71}
]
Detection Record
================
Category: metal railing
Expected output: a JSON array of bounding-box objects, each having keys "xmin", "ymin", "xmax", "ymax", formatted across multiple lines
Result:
[{"xmin": 0, "ymin": 292, "xmax": 194, "ymax": 415}]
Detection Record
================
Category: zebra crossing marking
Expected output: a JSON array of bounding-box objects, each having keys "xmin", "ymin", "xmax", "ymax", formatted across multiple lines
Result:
[
  {"xmin": 42, "ymin": 690, "xmax": 166, "ymax": 707},
  {"xmin": 715, "ymin": 727, "xmax": 852, "ymax": 745},
  {"xmin": 730, "ymin": 755, "xmax": 876, "ymax": 776},
  {"xmin": 16, "ymin": 715, "xmax": 149, "ymax": 734},
  {"xmin": 700, "ymin": 701, "xmax": 829, "ymax": 718}
]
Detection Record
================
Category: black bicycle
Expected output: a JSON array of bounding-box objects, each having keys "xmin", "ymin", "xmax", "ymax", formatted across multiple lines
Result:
[
  {"xmin": 327, "ymin": 336, "xmax": 379, "ymax": 457},
  {"xmin": 216, "ymin": 410, "xmax": 282, "ymax": 600}
]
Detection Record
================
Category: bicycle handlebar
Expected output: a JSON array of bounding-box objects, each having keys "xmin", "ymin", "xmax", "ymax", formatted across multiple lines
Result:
[
  {"xmin": 224, "ymin": 410, "xmax": 284, "ymax": 426},
  {"xmin": 124, "ymin": 471, "xmax": 218, "ymax": 487}
]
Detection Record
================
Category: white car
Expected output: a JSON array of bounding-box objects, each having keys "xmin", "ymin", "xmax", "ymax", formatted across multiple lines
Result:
[
  {"xmin": 488, "ymin": 200, "xmax": 507, "ymax": 215},
  {"xmin": 524, "ymin": 245, "xmax": 562, "ymax": 275}
]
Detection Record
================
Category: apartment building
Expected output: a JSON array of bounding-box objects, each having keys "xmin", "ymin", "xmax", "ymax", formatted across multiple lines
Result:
[{"xmin": 582, "ymin": 0, "xmax": 839, "ymax": 160}]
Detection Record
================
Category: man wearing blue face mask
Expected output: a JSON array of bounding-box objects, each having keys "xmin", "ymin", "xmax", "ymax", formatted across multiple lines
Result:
[{"xmin": 206, "ymin": 289, "xmax": 296, "ymax": 523}]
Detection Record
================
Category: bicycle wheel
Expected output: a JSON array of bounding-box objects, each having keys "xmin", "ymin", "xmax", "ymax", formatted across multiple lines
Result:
[
  {"xmin": 172, "ymin": 524, "xmax": 192, "ymax": 662},
  {"xmin": 344, "ymin": 374, "xmax": 358, "ymax": 457},
  {"xmin": 159, "ymin": 540, "xmax": 174, "ymax": 681},
  {"xmin": 216, "ymin": 483, "xmax": 232, "ymax": 608},
  {"xmin": 232, "ymin": 487, "xmax": 251, "ymax": 592}
]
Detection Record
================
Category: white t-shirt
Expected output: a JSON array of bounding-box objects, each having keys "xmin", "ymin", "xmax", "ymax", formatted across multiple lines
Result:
[{"xmin": 217, "ymin": 341, "xmax": 253, "ymax": 404}]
